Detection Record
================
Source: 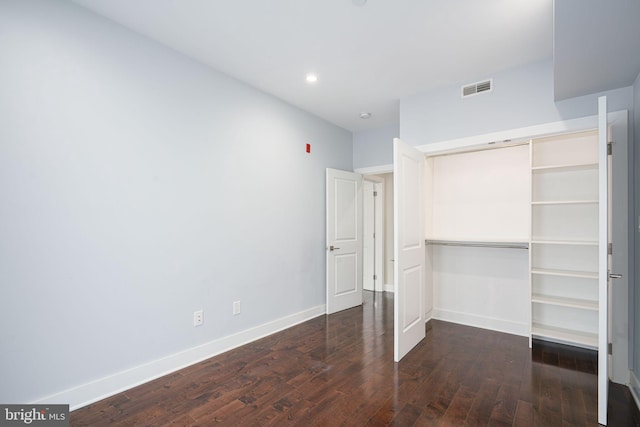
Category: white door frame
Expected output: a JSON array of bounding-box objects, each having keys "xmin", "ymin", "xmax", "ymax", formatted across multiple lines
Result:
[{"xmin": 604, "ymin": 111, "xmax": 629, "ymax": 386}]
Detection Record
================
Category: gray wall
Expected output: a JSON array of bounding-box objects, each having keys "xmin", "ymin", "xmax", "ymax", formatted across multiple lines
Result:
[
  {"xmin": 353, "ymin": 124, "xmax": 399, "ymax": 170},
  {"xmin": 400, "ymin": 60, "xmax": 633, "ymax": 148},
  {"xmin": 353, "ymin": 60, "xmax": 633, "ymax": 167},
  {"xmin": 0, "ymin": 0, "xmax": 352, "ymax": 404}
]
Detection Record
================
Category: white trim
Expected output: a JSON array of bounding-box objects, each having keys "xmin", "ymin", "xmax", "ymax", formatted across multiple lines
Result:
[
  {"xmin": 36, "ymin": 305, "xmax": 326, "ymax": 411},
  {"xmin": 416, "ymin": 115, "xmax": 601, "ymax": 156},
  {"xmin": 354, "ymin": 164, "xmax": 393, "ymax": 175},
  {"xmin": 425, "ymin": 309, "xmax": 433, "ymax": 322},
  {"xmin": 384, "ymin": 283, "xmax": 395, "ymax": 293},
  {"xmin": 358, "ymin": 112, "xmax": 627, "ymax": 168},
  {"xmin": 432, "ymin": 308, "xmax": 529, "ymax": 338}
]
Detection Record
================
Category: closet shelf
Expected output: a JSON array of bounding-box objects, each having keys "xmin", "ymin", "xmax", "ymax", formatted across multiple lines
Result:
[
  {"xmin": 531, "ymin": 294, "xmax": 598, "ymax": 311},
  {"xmin": 531, "ymin": 268, "xmax": 598, "ymax": 280},
  {"xmin": 531, "ymin": 200, "xmax": 598, "ymax": 206},
  {"xmin": 531, "ymin": 239, "xmax": 598, "ymax": 246},
  {"xmin": 531, "ymin": 162, "xmax": 598, "ymax": 173},
  {"xmin": 531, "ymin": 324, "xmax": 598, "ymax": 348},
  {"xmin": 425, "ymin": 239, "xmax": 529, "ymax": 250}
]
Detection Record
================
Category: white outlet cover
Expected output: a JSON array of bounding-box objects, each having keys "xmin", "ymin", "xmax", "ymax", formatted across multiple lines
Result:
[
  {"xmin": 233, "ymin": 301, "xmax": 241, "ymax": 315},
  {"xmin": 193, "ymin": 310, "xmax": 203, "ymax": 326}
]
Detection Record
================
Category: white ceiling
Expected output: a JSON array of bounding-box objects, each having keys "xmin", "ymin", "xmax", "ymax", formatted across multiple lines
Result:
[{"xmin": 70, "ymin": 0, "xmax": 639, "ymax": 133}]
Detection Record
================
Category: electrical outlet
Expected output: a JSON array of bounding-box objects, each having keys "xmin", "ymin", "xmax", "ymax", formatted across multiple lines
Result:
[
  {"xmin": 233, "ymin": 301, "xmax": 241, "ymax": 316},
  {"xmin": 193, "ymin": 310, "xmax": 203, "ymax": 326}
]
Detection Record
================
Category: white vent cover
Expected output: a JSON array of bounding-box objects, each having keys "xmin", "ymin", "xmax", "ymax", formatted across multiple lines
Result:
[{"xmin": 461, "ymin": 79, "xmax": 493, "ymax": 98}]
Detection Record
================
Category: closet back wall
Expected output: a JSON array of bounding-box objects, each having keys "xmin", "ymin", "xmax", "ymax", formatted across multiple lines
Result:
[
  {"xmin": 427, "ymin": 146, "xmax": 530, "ymax": 241},
  {"xmin": 426, "ymin": 145, "xmax": 530, "ymax": 336}
]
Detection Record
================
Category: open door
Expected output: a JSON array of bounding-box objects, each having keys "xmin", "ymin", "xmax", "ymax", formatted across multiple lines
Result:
[
  {"xmin": 363, "ymin": 176, "xmax": 385, "ymax": 293},
  {"xmin": 363, "ymin": 180, "xmax": 375, "ymax": 291},
  {"xmin": 597, "ymin": 96, "xmax": 608, "ymax": 425},
  {"xmin": 393, "ymin": 138, "xmax": 426, "ymax": 362},
  {"xmin": 326, "ymin": 168, "xmax": 363, "ymax": 315}
]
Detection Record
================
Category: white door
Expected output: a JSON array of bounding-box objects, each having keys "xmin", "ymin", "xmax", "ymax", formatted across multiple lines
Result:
[
  {"xmin": 326, "ymin": 168, "xmax": 363, "ymax": 314},
  {"xmin": 393, "ymin": 138, "xmax": 426, "ymax": 362},
  {"xmin": 363, "ymin": 180, "xmax": 375, "ymax": 291},
  {"xmin": 597, "ymin": 96, "xmax": 609, "ymax": 425}
]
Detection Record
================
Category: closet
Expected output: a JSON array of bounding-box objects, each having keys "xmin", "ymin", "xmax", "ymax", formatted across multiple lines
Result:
[
  {"xmin": 394, "ymin": 97, "xmax": 617, "ymax": 426},
  {"xmin": 424, "ymin": 144, "xmax": 531, "ymax": 337},
  {"xmin": 423, "ymin": 130, "xmax": 601, "ymax": 348}
]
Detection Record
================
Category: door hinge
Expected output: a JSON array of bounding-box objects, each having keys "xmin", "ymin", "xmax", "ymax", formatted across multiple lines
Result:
[
  {"xmin": 373, "ymin": 274, "xmax": 377, "ymax": 281},
  {"xmin": 608, "ymin": 342, "xmax": 613, "ymax": 355},
  {"xmin": 608, "ymin": 142, "xmax": 613, "ymax": 155},
  {"xmin": 373, "ymin": 191, "xmax": 378, "ymax": 197},
  {"xmin": 608, "ymin": 243, "xmax": 613, "ymax": 255}
]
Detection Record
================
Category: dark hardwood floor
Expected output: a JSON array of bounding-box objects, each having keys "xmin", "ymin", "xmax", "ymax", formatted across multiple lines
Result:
[{"xmin": 71, "ymin": 292, "xmax": 639, "ymax": 426}]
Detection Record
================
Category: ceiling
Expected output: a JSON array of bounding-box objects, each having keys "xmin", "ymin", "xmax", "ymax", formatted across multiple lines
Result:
[{"xmin": 70, "ymin": 0, "xmax": 639, "ymax": 133}]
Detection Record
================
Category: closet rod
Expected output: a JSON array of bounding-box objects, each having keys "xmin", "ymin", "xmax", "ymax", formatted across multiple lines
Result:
[{"xmin": 425, "ymin": 240, "xmax": 529, "ymax": 250}]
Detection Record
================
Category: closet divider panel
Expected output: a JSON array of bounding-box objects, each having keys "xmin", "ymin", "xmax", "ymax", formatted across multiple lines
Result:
[{"xmin": 423, "ymin": 158, "xmax": 435, "ymax": 320}]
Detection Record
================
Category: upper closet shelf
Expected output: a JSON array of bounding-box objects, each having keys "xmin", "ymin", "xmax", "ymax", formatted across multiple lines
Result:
[{"xmin": 425, "ymin": 239, "xmax": 529, "ymax": 250}]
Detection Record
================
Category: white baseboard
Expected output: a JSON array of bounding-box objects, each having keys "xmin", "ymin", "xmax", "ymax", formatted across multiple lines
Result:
[
  {"xmin": 384, "ymin": 283, "xmax": 394, "ymax": 293},
  {"xmin": 432, "ymin": 308, "xmax": 529, "ymax": 337},
  {"xmin": 630, "ymin": 371, "xmax": 640, "ymax": 415},
  {"xmin": 35, "ymin": 305, "xmax": 326, "ymax": 411}
]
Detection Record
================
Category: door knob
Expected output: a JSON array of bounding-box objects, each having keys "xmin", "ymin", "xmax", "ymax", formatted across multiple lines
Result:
[
  {"xmin": 329, "ymin": 245, "xmax": 340, "ymax": 251},
  {"xmin": 609, "ymin": 272, "xmax": 623, "ymax": 279}
]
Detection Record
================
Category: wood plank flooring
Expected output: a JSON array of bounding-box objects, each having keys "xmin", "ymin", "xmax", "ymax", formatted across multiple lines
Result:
[{"xmin": 71, "ymin": 291, "xmax": 638, "ymax": 426}]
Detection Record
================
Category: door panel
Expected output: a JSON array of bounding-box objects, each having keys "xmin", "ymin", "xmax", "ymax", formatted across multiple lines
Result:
[
  {"xmin": 394, "ymin": 138, "xmax": 426, "ymax": 362},
  {"xmin": 335, "ymin": 253, "xmax": 357, "ymax": 295},
  {"xmin": 326, "ymin": 168, "xmax": 363, "ymax": 314},
  {"xmin": 402, "ymin": 266, "xmax": 422, "ymax": 328}
]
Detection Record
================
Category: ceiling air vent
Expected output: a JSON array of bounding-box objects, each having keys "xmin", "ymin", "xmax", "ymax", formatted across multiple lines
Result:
[{"xmin": 461, "ymin": 79, "xmax": 493, "ymax": 98}]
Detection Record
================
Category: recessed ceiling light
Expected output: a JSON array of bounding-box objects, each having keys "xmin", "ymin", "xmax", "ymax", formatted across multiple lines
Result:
[
  {"xmin": 352, "ymin": 0, "xmax": 367, "ymax": 6},
  {"xmin": 305, "ymin": 73, "xmax": 318, "ymax": 83},
  {"xmin": 359, "ymin": 112, "xmax": 371, "ymax": 119}
]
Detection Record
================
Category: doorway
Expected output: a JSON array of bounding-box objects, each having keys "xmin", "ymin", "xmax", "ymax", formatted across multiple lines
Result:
[{"xmin": 363, "ymin": 176, "xmax": 384, "ymax": 293}]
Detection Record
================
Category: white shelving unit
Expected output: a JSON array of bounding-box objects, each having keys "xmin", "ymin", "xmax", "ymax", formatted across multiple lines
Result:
[{"xmin": 529, "ymin": 130, "xmax": 600, "ymax": 348}]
